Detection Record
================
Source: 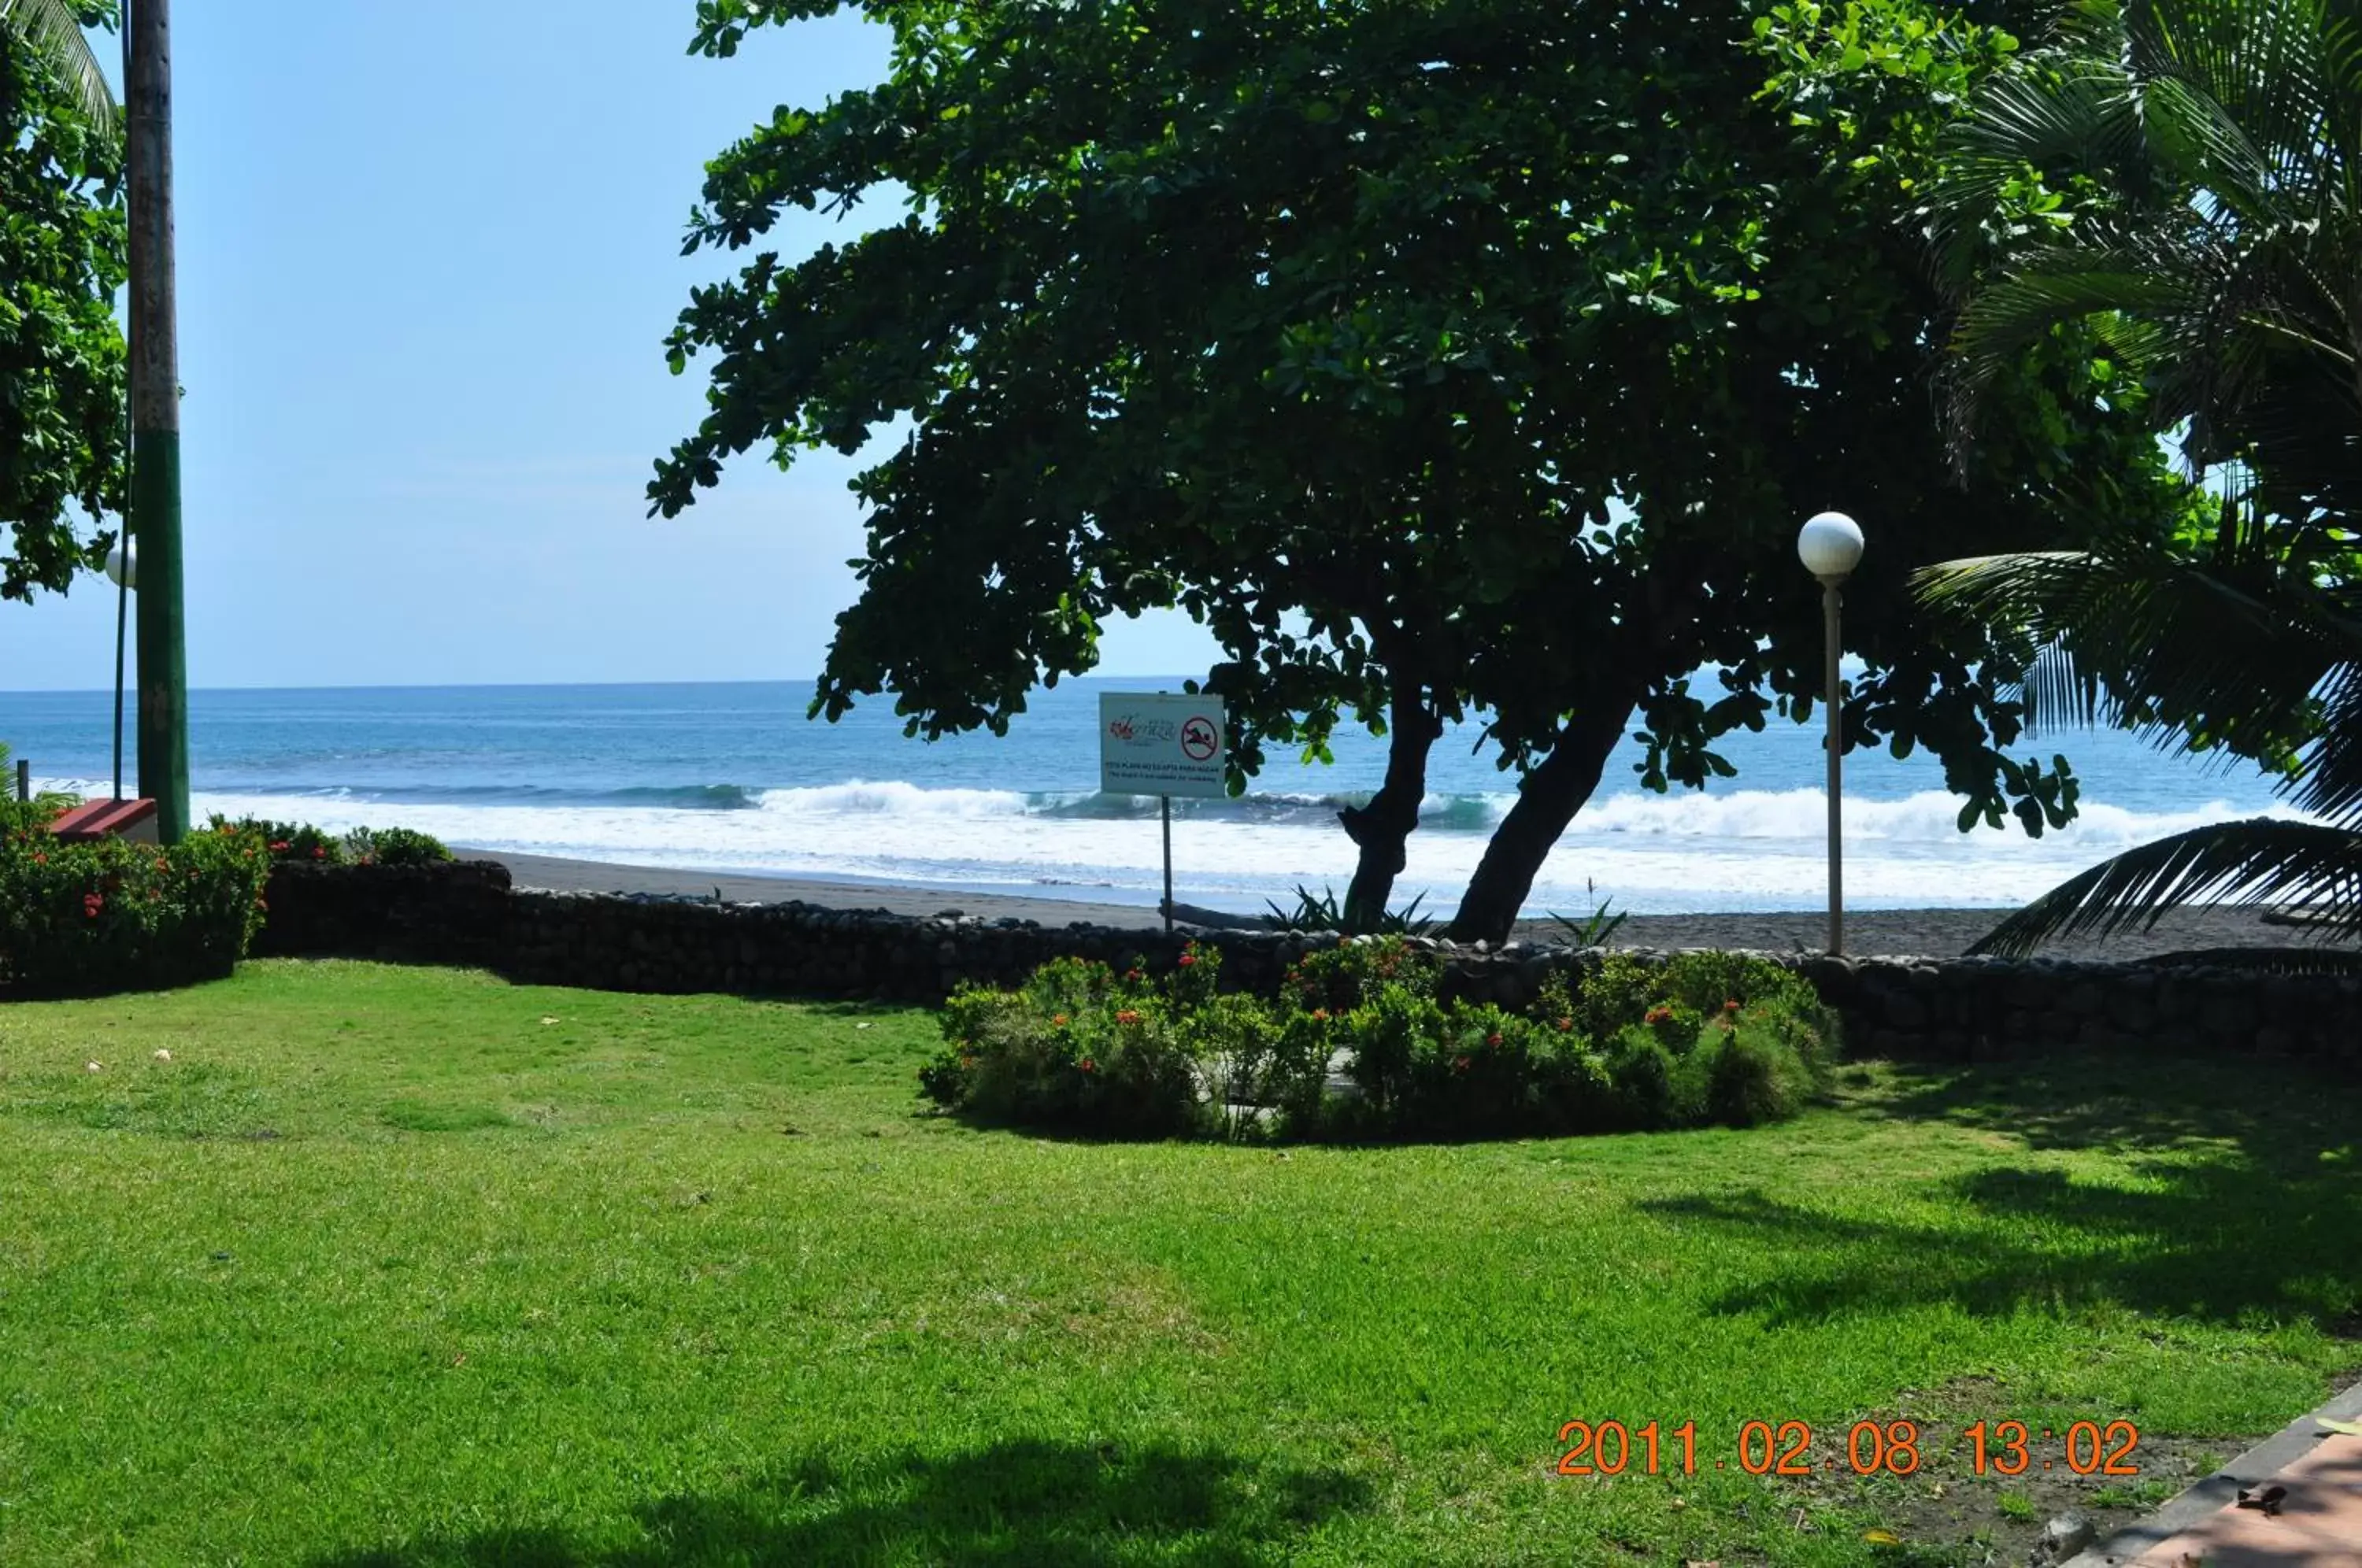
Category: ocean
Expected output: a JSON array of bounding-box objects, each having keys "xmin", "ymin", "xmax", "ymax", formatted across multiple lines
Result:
[{"xmin": 1, "ymin": 679, "xmax": 2297, "ymax": 918}]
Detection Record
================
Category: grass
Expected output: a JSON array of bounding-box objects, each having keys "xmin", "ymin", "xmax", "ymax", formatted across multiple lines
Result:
[{"xmin": 1, "ymin": 960, "xmax": 2356, "ymax": 1566}]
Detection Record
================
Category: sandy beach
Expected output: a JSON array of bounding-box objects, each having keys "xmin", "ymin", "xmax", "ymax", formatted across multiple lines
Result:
[{"xmin": 461, "ymin": 849, "xmax": 2339, "ymax": 960}]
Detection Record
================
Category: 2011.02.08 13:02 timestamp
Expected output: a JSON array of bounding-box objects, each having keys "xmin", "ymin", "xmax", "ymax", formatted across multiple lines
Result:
[{"xmin": 1554, "ymin": 1420, "xmax": 2143, "ymax": 1477}]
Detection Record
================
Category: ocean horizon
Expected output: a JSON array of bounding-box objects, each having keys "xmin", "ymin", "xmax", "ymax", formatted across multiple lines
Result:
[{"xmin": 1, "ymin": 677, "xmax": 2298, "ymax": 918}]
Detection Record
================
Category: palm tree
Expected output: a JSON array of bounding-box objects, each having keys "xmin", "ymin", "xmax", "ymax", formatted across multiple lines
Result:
[
  {"xmin": 0, "ymin": 0, "xmax": 117, "ymax": 135},
  {"xmin": 1916, "ymin": 0, "xmax": 2362, "ymax": 954}
]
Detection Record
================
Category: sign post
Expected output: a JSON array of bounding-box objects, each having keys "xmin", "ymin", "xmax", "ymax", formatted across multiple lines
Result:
[{"xmin": 1099, "ymin": 692, "xmax": 1228, "ymax": 933}]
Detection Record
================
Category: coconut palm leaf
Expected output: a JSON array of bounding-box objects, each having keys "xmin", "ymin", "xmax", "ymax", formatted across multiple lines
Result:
[
  {"xmin": 1970, "ymin": 816, "xmax": 2362, "ymax": 953},
  {"xmin": 1914, "ymin": 512, "xmax": 2362, "ymax": 818},
  {"xmin": 0, "ymin": 0, "xmax": 117, "ymax": 140}
]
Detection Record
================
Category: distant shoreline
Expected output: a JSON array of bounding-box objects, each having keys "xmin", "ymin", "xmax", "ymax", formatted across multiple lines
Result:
[{"xmin": 461, "ymin": 849, "xmax": 2331, "ymax": 960}]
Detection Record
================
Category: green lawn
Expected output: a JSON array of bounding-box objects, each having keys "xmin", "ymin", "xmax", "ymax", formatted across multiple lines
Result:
[{"xmin": 1, "ymin": 962, "xmax": 2355, "ymax": 1566}]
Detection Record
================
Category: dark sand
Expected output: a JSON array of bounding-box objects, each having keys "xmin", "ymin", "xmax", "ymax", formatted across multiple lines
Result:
[{"xmin": 461, "ymin": 849, "xmax": 2342, "ymax": 960}]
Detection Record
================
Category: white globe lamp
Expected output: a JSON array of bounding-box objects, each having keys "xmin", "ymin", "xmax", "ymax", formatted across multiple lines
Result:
[
  {"xmin": 105, "ymin": 542, "xmax": 136, "ymax": 590},
  {"xmin": 1797, "ymin": 511, "xmax": 1865, "ymax": 582}
]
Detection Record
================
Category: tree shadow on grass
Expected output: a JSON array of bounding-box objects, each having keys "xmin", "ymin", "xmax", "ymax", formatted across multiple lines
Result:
[
  {"xmin": 1645, "ymin": 1055, "xmax": 2362, "ymax": 1329},
  {"xmin": 313, "ymin": 1439, "xmax": 1373, "ymax": 1568}
]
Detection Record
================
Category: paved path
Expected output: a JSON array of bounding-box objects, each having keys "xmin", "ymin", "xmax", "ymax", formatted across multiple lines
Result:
[{"xmin": 2071, "ymin": 1380, "xmax": 2362, "ymax": 1567}]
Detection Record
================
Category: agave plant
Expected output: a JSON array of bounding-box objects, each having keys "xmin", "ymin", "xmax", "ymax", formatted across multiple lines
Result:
[
  {"xmin": 1919, "ymin": 0, "xmax": 2362, "ymax": 954},
  {"xmin": 1, "ymin": 0, "xmax": 118, "ymax": 137}
]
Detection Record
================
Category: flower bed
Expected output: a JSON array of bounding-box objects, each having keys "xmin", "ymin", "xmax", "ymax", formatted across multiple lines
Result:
[
  {"xmin": 0, "ymin": 811, "xmax": 273, "ymax": 998},
  {"xmin": 919, "ymin": 937, "xmax": 1838, "ymax": 1141}
]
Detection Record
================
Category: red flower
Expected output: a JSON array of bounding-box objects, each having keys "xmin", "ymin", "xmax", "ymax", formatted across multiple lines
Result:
[
  {"xmin": 1176, "ymin": 953, "xmax": 1196, "ymax": 967},
  {"xmin": 1645, "ymin": 1005, "xmax": 1674, "ymax": 1025},
  {"xmin": 1486, "ymin": 1032, "xmax": 1503, "ymax": 1047},
  {"xmin": 1078, "ymin": 1057, "xmax": 1098, "ymax": 1074},
  {"xmin": 310, "ymin": 845, "xmax": 327, "ymax": 860},
  {"xmin": 1557, "ymin": 1017, "xmax": 1574, "ymax": 1032},
  {"xmin": 1116, "ymin": 1009, "xmax": 1142, "ymax": 1026},
  {"xmin": 268, "ymin": 841, "xmax": 290, "ymax": 852},
  {"xmin": 1723, "ymin": 1000, "xmax": 1742, "ymax": 1014},
  {"xmin": 1124, "ymin": 968, "xmax": 1143, "ymax": 982},
  {"xmin": 1052, "ymin": 1013, "xmax": 1070, "ymax": 1027},
  {"xmin": 83, "ymin": 892, "xmax": 104, "ymax": 918},
  {"xmin": 1310, "ymin": 1008, "xmax": 1331, "ymax": 1023},
  {"xmin": 31, "ymin": 852, "xmax": 46, "ymax": 865}
]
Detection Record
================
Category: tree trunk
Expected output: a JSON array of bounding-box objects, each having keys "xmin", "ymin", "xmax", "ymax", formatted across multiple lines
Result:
[
  {"xmin": 1446, "ymin": 695, "xmax": 1636, "ymax": 945},
  {"xmin": 126, "ymin": 0, "xmax": 188, "ymax": 841},
  {"xmin": 1337, "ymin": 681, "xmax": 1442, "ymax": 932}
]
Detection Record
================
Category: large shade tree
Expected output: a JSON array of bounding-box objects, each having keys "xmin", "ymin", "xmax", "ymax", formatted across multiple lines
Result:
[
  {"xmin": 658, "ymin": 0, "xmax": 2195, "ymax": 940},
  {"xmin": 1917, "ymin": 0, "xmax": 2362, "ymax": 951},
  {"xmin": 0, "ymin": 0, "xmax": 123, "ymax": 603}
]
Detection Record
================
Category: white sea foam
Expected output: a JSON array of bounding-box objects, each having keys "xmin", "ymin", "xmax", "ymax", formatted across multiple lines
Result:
[{"xmin": 41, "ymin": 772, "xmax": 2286, "ymax": 917}]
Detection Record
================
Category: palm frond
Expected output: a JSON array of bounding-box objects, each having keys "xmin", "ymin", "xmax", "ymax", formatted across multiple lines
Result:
[
  {"xmin": 0, "ymin": 0, "xmax": 117, "ymax": 140},
  {"xmin": 1913, "ymin": 536, "xmax": 2356, "ymax": 761},
  {"xmin": 1970, "ymin": 817, "xmax": 2362, "ymax": 954}
]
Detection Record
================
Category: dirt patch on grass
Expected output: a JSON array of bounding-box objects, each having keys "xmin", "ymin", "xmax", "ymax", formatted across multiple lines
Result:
[{"xmin": 1766, "ymin": 1378, "xmax": 2259, "ymax": 1565}]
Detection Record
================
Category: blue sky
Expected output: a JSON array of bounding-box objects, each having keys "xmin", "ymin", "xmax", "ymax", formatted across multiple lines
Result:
[{"xmin": 4, "ymin": 1, "xmax": 1220, "ymax": 691}]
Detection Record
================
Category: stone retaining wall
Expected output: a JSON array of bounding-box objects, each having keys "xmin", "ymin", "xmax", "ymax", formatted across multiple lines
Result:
[{"xmin": 254, "ymin": 861, "xmax": 2362, "ymax": 1064}]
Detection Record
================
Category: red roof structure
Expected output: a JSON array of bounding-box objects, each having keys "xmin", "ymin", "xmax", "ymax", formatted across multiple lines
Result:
[{"xmin": 48, "ymin": 797, "xmax": 161, "ymax": 843}]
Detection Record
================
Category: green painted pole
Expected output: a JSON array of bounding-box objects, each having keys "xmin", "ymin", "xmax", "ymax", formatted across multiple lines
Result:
[{"xmin": 126, "ymin": 0, "xmax": 187, "ymax": 841}]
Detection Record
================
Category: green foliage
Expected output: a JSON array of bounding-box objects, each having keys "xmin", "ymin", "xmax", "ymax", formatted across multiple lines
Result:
[
  {"xmin": 0, "ymin": 817, "xmax": 270, "ymax": 997},
  {"xmin": 922, "ymin": 939, "xmax": 1834, "ymax": 1141},
  {"xmin": 1549, "ymin": 880, "xmax": 1631, "ymax": 947},
  {"xmin": 347, "ymin": 826, "xmax": 455, "ymax": 867},
  {"xmin": 1916, "ymin": 0, "xmax": 2362, "ymax": 950},
  {"xmin": 0, "ymin": 3, "xmax": 126, "ymax": 604},
  {"xmin": 656, "ymin": 0, "xmax": 2202, "ymax": 941},
  {"xmin": 1261, "ymin": 884, "xmax": 1433, "ymax": 935},
  {"xmin": 205, "ymin": 815, "xmax": 455, "ymax": 869}
]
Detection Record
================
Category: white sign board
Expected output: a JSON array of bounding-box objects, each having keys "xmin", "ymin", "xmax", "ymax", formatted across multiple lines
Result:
[{"xmin": 1099, "ymin": 692, "xmax": 1228, "ymax": 799}]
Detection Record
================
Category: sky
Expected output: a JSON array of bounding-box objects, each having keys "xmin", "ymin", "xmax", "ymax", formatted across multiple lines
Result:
[{"xmin": 2, "ymin": 1, "xmax": 1223, "ymax": 692}]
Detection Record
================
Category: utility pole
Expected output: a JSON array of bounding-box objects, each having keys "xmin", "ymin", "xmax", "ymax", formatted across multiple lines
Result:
[{"xmin": 126, "ymin": 0, "xmax": 188, "ymax": 841}]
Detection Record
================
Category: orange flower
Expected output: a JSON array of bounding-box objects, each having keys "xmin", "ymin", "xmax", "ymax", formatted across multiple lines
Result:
[
  {"xmin": 1310, "ymin": 1008, "xmax": 1331, "ymax": 1023},
  {"xmin": 1556, "ymin": 1016, "xmax": 1574, "ymax": 1032},
  {"xmin": 1078, "ymin": 1057, "xmax": 1098, "ymax": 1074},
  {"xmin": 1052, "ymin": 1013, "xmax": 1070, "ymax": 1026},
  {"xmin": 1116, "ymin": 1009, "xmax": 1142, "ymax": 1026}
]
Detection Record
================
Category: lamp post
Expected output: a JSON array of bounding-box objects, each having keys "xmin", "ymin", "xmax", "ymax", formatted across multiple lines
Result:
[{"xmin": 1797, "ymin": 512, "xmax": 1864, "ymax": 955}]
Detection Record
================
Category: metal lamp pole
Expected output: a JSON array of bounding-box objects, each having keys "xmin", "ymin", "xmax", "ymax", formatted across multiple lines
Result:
[{"xmin": 1797, "ymin": 512, "xmax": 1864, "ymax": 956}]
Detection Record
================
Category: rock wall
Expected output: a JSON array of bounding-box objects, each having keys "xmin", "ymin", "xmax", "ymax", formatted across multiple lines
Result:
[{"xmin": 254, "ymin": 862, "xmax": 2362, "ymax": 1063}]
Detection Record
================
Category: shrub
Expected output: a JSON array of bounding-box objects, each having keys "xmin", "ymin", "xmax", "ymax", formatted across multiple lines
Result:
[
  {"xmin": 923, "ymin": 956, "xmax": 1205, "ymax": 1137},
  {"xmin": 205, "ymin": 815, "xmax": 456, "ymax": 869},
  {"xmin": 0, "ymin": 819, "xmax": 272, "ymax": 998},
  {"xmin": 349, "ymin": 826, "xmax": 454, "ymax": 867},
  {"xmin": 921, "ymin": 942, "xmax": 1837, "ymax": 1145},
  {"xmin": 1705, "ymin": 1030, "xmax": 1814, "ymax": 1127}
]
